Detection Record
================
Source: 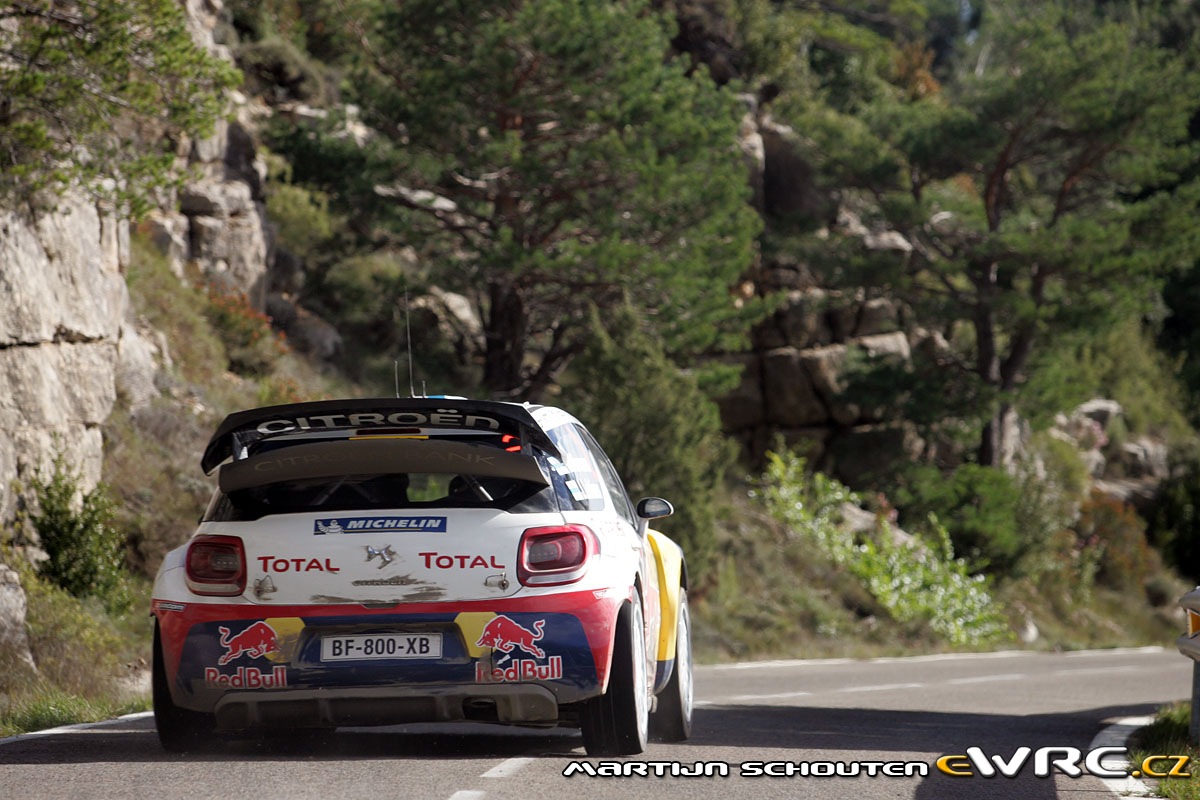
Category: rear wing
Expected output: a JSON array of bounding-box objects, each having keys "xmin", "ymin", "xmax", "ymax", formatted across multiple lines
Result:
[{"xmin": 201, "ymin": 398, "xmax": 558, "ymax": 475}]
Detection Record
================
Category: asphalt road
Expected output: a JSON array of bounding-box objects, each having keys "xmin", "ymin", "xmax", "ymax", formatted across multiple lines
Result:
[{"xmin": 0, "ymin": 647, "xmax": 1190, "ymax": 800}]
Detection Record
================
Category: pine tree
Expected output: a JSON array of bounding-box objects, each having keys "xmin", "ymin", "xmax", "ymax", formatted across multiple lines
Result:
[{"xmin": 274, "ymin": 0, "xmax": 762, "ymax": 399}]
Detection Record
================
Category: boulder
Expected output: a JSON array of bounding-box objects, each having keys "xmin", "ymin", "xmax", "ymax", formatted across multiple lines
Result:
[{"xmin": 762, "ymin": 347, "xmax": 830, "ymax": 428}]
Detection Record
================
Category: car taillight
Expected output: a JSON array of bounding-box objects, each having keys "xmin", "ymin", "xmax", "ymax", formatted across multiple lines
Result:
[
  {"xmin": 185, "ymin": 535, "xmax": 247, "ymax": 596},
  {"xmin": 517, "ymin": 525, "xmax": 598, "ymax": 586}
]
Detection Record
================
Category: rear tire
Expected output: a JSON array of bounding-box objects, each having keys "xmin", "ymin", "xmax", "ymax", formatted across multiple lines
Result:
[
  {"xmin": 581, "ymin": 600, "xmax": 649, "ymax": 756},
  {"xmin": 153, "ymin": 624, "xmax": 216, "ymax": 753},
  {"xmin": 650, "ymin": 590, "xmax": 693, "ymax": 742}
]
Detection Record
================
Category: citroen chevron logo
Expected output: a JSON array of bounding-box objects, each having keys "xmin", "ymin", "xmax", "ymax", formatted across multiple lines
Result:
[{"xmin": 365, "ymin": 545, "xmax": 397, "ymax": 569}]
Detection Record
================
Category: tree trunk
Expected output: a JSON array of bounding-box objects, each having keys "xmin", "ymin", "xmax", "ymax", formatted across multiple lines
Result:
[{"xmin": 482, "ymin": 282, "xmax": 528, "ymax": 399}]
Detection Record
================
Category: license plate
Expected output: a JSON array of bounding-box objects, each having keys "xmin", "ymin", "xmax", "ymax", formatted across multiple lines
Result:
[{"xmin": 320, "ymin": 633, "xmax": 442, "ymax": 661}]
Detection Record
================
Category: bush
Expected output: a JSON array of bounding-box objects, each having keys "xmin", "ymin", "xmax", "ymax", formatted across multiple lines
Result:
[
  {"xmin": 1076, "ymin": 490, "xmax": 1155, "ymax": 592},
  {"xmin": 759, "ymin": 450, "xmax": 1010, "ymax": 647},
  {"xmin": 1149, "ymin": 454, "xmax": 1200, "ymax": 583},
  {"xmin": 27, "ymin": 453, "xmax": 132, "ymax": 615},
  {"xmin": 894, "ymin": 463, "xmax": 1030, "ymax": 574},
  {"xmin": 15, "ymin": 565, "xmax": 125, "ymax": 698},
  {"xmin": 204, "ymin": 286, "xmax": 289, "ymax": 375}
]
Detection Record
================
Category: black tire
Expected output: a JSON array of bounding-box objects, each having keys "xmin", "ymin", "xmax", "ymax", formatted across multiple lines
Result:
[
  {"xmin": 650, "ymin": 590, "xmax": 693, "ymax": 742},
  {"xmin": 581, "ymin": 600, "xmax": 649, "ymax": 756},
  {"xmin": 153, "ymin": 624, "xmax": 216, "ymax": 753}
]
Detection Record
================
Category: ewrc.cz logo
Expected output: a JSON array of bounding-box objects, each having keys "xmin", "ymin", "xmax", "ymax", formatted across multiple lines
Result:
[
  {"xmin": 935, "ymin": 747, "xmax": 1192, "ymax": 779},
  {"xmin": 314, "ymin": 516, "xmax": 447, "ymax": 534}
]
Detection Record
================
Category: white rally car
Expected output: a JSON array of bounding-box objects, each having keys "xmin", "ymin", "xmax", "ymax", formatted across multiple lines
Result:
[{"xmin": 151, "ymin": 398, "xmax": 692, "ymax": 755}]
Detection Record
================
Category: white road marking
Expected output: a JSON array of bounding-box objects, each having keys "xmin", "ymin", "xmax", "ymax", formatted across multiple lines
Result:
[
  {"xmin": 448, "ymin": 792, "xmax": 486, "ymax": 800},
  {"xmin": 481, "ymin": 757, "xmax": 534, "ymax": 778},
  {"xmin": 835, "ymin": 682, "xmax": 923, "ymax": 693},
  {"xmin": 946, "ymin": 673, "xmax": 1026, "ymax": 685},
  {"xmin": 730, "ymin": 691, "xmax": 812, "ymax": 702},
  {"xmin": 1089, "ymin": 716, "xmax": 1156, "ymax": 798},
  {"xmin": 1052, "ymin": 665, "xmax": 1140, "ymax": 677}
]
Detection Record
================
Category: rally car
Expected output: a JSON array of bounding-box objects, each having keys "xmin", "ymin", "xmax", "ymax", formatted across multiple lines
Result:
[{"xmin": 151, "ymin": 398, "xmax": 693, "ymax": 756}]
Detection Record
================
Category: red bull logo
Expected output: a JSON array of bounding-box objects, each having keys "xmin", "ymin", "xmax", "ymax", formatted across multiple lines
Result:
[
  {"xmin": 204, "ymin": 666, "xmax": 288, "ymax": 689},
  {"xmin": 475, "ymin": 615, "xmax": 546, "ymax": 658},
  {"xmin": 217, "ymin": 621, "xmax": 279, "ymax": 665},
  {"xmin": 476, "ymin": 656, "xmax": 563, "ymax": 683}
]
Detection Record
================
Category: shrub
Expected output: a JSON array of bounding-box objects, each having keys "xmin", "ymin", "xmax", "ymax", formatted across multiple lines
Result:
[
  {"xmin": 236, "ymin": 36, "xmax": 327, "ymax": 104},
  {"xmin": 204, "ymin": 286, "xmax": 289, "ymax": 375},
  {"xmin": 14, "ymin": 565, "xmax": 125, "ymax": 699},
  {"xmin": 759, "ymin": 450, "xmax": 1009, "ymax": 647},
  {"xmin": 27, "ymin": 452, "xmax": 132, "ymax": 615},
  {"xmin": 1149, "ymin": 453, "xmax": 1200, "ymax": 583},
  {"xmin": 265, "ymin": 170, "xmax": 337, "ymax": 260},
  {"xmin": 1076, "ymin": 490, "xmax": 1155, "ymax": 592},
  {"xmin": 894, "ymin": 463, "xmax": 1030, "ymax": 574}
]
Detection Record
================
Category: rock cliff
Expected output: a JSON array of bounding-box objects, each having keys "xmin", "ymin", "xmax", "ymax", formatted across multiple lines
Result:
[{"xmin": 0, "ymin": 0, "xmax": 270, "ymax": 674}]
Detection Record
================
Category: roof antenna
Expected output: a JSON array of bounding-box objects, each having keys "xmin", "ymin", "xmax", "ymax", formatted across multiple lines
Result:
[{"xmin": 404, "ymin": 288, "xmax": 417, "ymax": 398}]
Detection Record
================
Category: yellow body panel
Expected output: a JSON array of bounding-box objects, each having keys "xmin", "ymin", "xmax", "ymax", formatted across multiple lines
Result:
[{"xmin": 647, "ymin": 529, "xmax": 685, "ymax": 662}]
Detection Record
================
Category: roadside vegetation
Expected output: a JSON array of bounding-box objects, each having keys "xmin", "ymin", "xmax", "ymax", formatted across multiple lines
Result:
[{"xmin": 1130, "ymin": 702, "xmax": 1200, "ymax": 800}]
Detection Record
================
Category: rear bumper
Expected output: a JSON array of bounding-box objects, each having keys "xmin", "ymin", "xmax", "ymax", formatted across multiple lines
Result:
[
  {"xmin": 154, "ymin": 590, "xmax": 625, "ymax": 718},
  {"xmin": 214, "ymin": 683, "xmax": 560, "ymax": 730}
]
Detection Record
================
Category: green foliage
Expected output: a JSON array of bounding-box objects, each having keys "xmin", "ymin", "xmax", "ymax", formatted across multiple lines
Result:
[
  {"xmin": 272, "ymin": 0, "xmax": 763, "ymax": 398},
  {"xmin": 236, "ymin": 36, "xmax": 327, "ymax": 104},
  {"xmin": 20, "ymin": 582, "xmax": 124, "ymax": 698},
  {"xmin": 1149, "ymin": 454, "xmax": 1200, "ymax": 583},
  {"xmin": 265, "ymin": 179, "xmax": 337, "ymax": 261},
  {"xmin": 0, "ymin": 687, "xmax": 147, "ymax": 739},
  {"xmin": 1128, "ymin": 702, "xmax": 1200, "ymax": 800},
  {"xmin": 1023, "ymin": 316, "xmax": 1193, "ymax": 438},
  {"xmin": 125, "ymin": 234, "xmax": 229, "ymax": 391},
  {"xmin": 852, "ymin": 519, "xmax": 1010, "ymax": 647},
  {"xmin": 0, "ymin": 552, "xmax": 150, "ymax": 734},
  {"xmin": 894, "ymin": 463, "xmax": 1029, "ymax": 574},
  {"xmin": 0, "ymin": 0, "xmax": 241, "ymax": 215},
  {"xmin": 560, "ymin": 306, "xmax": 736, "ymax": 578},
  {"xmin": 27, "ymin": 453, "xmax": 132, "ymax": 615},
  {"xmin": 780, "ymin": 0, "xmax": 1200, "ymax": 466},
  {"xmin": 759, "ymin": 450, "xmax": 1009, "ymax": 647}
]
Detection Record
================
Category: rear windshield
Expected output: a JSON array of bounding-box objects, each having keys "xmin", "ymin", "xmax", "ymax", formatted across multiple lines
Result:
[{"xmin": 203, "ymin": 452, "xmax": 559, "ymax": 522}]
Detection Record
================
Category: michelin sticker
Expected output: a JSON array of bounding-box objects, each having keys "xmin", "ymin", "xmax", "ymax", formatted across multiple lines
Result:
[{"xmin": 314, "ymin": 516, "xmax": 447, "ymax": 534}]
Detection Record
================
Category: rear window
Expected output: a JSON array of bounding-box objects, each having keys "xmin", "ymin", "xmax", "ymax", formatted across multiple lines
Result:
[
  {"xmin": 205, "ymin": 469, "xmax": 557, "ymax": 521},
  {"xmin": 203, "ymin": 432, "xmax": 561, "ymax": 522}
]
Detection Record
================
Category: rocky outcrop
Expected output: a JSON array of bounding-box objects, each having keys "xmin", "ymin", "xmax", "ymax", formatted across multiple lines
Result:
[
  {"xmin": 0, "ymin": 0, "xmax": 274, "ymax": 675},
  {"xmin": 716, "ymin": 264, "xmax": 920, "ymax": 483},
  {"xmin": 0, "ymin": 197, "xmax": 142, "ymax": 519}
]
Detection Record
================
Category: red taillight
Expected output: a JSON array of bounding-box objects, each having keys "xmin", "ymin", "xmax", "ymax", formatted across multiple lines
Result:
[
  {"xmin": 185, "ymin": 535, "xmax": 247, "ymax": 596},
  {"xmin": 518, "ymin": 525, "xmax": 598, "ymax": 586}
]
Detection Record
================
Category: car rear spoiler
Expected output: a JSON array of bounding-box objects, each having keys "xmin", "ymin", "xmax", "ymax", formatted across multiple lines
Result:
[
  {"xmin": 201, "ymin": 398, "xmax": 558, "ymax": 475},
  {"xmin": 218, "ymin": 438, "xmax": 549, "ymax": 492}
]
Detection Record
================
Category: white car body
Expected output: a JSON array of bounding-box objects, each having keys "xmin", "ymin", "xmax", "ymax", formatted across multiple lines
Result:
[{"xmin": 151, "ymin": 398, "xmax": 692, "ymax": 755}]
